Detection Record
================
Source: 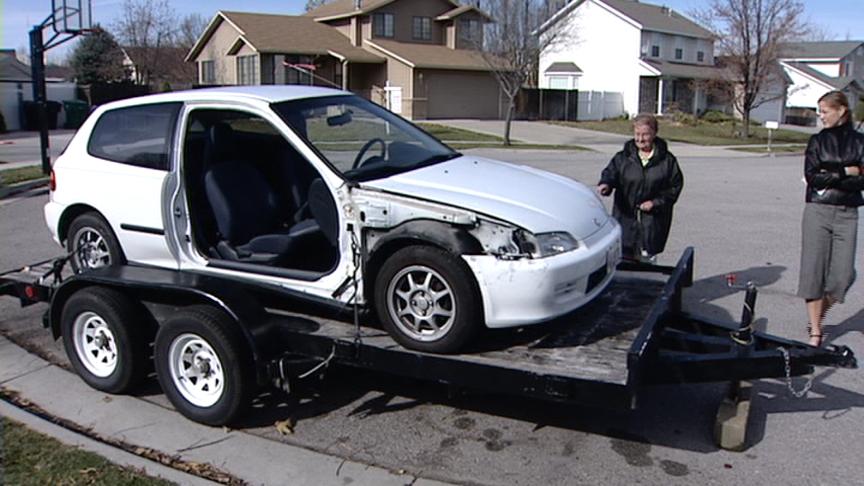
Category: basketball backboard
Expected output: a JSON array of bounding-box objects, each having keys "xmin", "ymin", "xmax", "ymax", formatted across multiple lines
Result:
[{"xmin": 52, "ymin": 0, "xmax": 93, "ymax": 34}]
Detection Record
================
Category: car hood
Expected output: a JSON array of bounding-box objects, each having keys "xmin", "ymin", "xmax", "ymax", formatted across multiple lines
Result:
[{"xmin": 362, "ymin": 155, "xmax": 610, "ymax": 237}]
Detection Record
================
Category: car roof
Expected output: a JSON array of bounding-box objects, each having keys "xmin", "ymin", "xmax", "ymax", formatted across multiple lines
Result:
[{"xmin": 98, "ymin": 85, "xmax": 351, "ymax": 110}]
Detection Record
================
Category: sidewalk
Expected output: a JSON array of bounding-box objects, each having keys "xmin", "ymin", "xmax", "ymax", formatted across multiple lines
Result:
[
  {"xmin": 433, "ymin": 119, "xmax": 761, "ymax": 158},
  {"xmin": 0, "ymin": 335, "xmax": 450, "ymax": 486}
]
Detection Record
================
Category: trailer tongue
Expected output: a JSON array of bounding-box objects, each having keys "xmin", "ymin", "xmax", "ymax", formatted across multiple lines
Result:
[{"xmin": 0, "ymin": 248, "xmax": 856, "ymax": 436}]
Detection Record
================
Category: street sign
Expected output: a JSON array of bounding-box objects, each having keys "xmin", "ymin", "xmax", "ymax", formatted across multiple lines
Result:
[{"xmin": 764, "ymin": 121, "xmax": 779, "ymax": 129}]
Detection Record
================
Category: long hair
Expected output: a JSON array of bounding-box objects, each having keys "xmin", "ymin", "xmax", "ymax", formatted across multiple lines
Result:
[{"xmin": 818, "ymin": 90, "xmax": 851, "ymax": 125}]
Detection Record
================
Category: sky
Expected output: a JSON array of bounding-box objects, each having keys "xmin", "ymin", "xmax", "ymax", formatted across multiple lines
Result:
[{"xmin": 2, "ymin": 0, "xmax": 863, "ymax": 63}]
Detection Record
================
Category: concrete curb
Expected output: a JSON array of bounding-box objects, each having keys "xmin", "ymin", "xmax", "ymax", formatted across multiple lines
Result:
[
  {"xmin": 0, "ymin": 335, "xmax": 451, "ymax": 486},
  {"xmin": 0, "ymin": 399, "xmax": 219, "ymax": 485},
  {"xmin": 0, "ymin": 177, "xmax": 49, "ymax": 200}
]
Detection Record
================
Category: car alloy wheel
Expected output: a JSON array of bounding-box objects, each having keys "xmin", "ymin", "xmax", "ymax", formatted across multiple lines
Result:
[{"xmin": 386, "ymin": 264, "xmax": 456, "ymax": 342}]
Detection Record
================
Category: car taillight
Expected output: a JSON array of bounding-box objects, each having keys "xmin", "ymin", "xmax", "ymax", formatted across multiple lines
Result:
[{"xmin": 49, "ymin": 170, "xmax": 56, "ymax": 192}]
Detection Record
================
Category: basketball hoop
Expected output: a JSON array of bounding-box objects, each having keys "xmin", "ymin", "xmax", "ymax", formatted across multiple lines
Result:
[{"xmin": 51, "ymin": 0, "xmax": 93, "ymax": 35}]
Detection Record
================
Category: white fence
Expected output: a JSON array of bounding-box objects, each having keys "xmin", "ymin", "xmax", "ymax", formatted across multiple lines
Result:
[
  {"xmin": 577, "ymin": 91, "xmax": 625, "ymax": 121},
  {"xmin": 1, "ymin": 82, "xmax": 78, "ymax": 131}
]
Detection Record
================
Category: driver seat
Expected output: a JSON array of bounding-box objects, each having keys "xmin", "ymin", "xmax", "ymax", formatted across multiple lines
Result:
[{"xmin": 204, "ymin": 159, "xmax": 319, "ymax": 265}]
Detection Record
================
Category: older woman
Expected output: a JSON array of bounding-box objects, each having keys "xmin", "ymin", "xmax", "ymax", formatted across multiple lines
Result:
[
  {"xmin": 596, "ymin": 113, "xmax": 683, "ymax": 262},
  {"xmin": 798, "ymin": 90, "xmax": 864, "ymax": 346}
]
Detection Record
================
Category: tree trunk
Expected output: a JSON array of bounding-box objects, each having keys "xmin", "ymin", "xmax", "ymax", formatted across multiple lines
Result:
[
  {"xmin": 741, "ymin": 110, "xmax": 751, "ymax": 139},
  {"xmin": 504, "ymin": 96, "xmax": 516, "ymax": 146}
]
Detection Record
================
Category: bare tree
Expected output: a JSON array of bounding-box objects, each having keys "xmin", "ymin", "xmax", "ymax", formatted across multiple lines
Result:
[
  {"xmin": 305, "ymin": 0, "xmax": 330, "ymax": 12},
  {"xmin": 113, "ymin": 0, "xmax": 177, "ymax": 85},
  {"xmin": 177, "ymin": 13, "xmax": 208, "ymax": 52},
  {"xmin": 695, "ymin": 0, "xmax": 808, "ymax": 138},
  {"xmin": 473, "ymin": 0, "xmax": 567, "ymax": 145}
]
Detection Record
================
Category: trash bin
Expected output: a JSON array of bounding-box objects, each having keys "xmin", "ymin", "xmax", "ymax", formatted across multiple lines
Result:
[
  {"xmin": 63, "ymin": 100, "xmax": 90, "ymax": 129},
  {"xmin": 21, "ymin": 101, "xmax": 62, "ymax": 130}
]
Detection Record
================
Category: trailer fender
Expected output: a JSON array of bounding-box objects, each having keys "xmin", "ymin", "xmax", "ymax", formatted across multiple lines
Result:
[{"xmin": 49, "ymin": 267, "xmax": 277, "ymax": 384}]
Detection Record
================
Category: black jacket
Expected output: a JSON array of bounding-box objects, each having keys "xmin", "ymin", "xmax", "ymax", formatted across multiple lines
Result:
[
  {"xmin": 599, "ymin": 137, "xmax": 684, "ymax": 256},
  {"xmin": 804, "ymin": 122, "xmax": 864, "ymax": 207}
]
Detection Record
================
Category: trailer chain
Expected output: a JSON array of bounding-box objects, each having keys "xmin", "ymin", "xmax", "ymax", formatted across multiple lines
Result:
[
  {"xmin": 778, "ymin": 346, "xmax": 814, "ymax": 398},
  {"xmin": 349, "ymin": 229, "xmax": 363, "ymax": 350}
]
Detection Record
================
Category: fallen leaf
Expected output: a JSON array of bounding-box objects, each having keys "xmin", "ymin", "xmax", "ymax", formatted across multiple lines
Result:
[{"xmin": 275, "ymin": 418, "xmax": 295, "ymax": 435}]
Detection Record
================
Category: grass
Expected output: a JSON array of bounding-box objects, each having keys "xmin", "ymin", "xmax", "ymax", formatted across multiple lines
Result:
[
  {"xmin": 416, "ymin": 123, "xmax": 503, "ymax": 142},
  {"xmin": 0, "ymin": 165, "xmax": 46, "ymax": 185},
  {"xmin": 552, "ymin": 119, "xmax": 811, "ymax": 146},
  {"xmin": 0, "ymin": 416, "xmax": 175, "ymax": 485},
  {"xmin": 449, "ymin": 142, "xmax": 589, "ymax": 151}
]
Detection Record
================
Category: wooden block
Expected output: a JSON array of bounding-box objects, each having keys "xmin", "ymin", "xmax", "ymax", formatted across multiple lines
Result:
[{"xmin": 714, "ymin": 381, "xmax": 752, "ymax": 451}]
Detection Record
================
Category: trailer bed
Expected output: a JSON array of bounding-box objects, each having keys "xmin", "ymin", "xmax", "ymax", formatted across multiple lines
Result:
[{"xmin": 270, "ymin": 273, "xmax": 666, "ymax": 387}]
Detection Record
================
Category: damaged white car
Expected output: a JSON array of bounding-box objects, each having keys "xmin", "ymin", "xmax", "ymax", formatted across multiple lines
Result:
[{"xmin": 45, "ymin": 86, "xmax": 621, "ymax": 353}]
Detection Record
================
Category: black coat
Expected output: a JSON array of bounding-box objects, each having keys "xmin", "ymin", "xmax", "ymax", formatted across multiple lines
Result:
[
  {"xmin": 599, "ymin": 137, "xmax": 683, "ymax": 256},
  {"xmin": 804, "ymin": 122, "xmax": 864, "ymax": 207}
]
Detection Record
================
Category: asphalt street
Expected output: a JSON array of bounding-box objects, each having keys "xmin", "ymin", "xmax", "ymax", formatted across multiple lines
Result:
[{"xmin": 1, "ymin": 141, "xmax": 862, "ymax": 485}]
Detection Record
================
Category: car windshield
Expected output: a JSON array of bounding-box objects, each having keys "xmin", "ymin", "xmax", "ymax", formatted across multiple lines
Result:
[{"xmin": 272, "ymin": 95, "xmax": 459, "ymax": 182}]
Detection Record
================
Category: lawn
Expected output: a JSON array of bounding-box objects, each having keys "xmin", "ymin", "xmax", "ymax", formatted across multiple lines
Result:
[
  {"xmin": 1, "ymin": 416, "xmax": 175, "ymax": 485},
  {"xmin": 0, "ymin": 166, "xmax": 46, "ymax": 185},
  {"xmin": 552, "ymin": 119, "xmax": 811, "ymax": 146},
  {"xmin": 417, "ymin": 122, "xmax": 503, "ymax": 142}
]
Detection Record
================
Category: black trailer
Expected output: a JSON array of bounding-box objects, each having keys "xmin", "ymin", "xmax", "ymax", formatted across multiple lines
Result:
[{"xmin": 0, "ymin": 248, "xmax": 856, "ymax": 446}]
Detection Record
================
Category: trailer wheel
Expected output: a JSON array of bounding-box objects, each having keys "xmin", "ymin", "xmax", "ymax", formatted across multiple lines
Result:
[
  {"xmin": 61, "ymin": 287, "xmax": 149, "ymax": 394},
  {"xmin": 154, "ymin": 306, "xmax": 254, "ymax": 426},
  {"xmin": 67, "ymin": 212, "xmax": 125, "ymax": 273},
  {"xmin": 375, "ymin": 245, "xmax": 482, "ymax": 353}
]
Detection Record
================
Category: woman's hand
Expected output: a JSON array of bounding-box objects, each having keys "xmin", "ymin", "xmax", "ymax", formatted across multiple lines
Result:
[
  {"xmin": 638, "ymin": 200, "xmax": 655, "ymax": 212},
  {"xmin": 596, "ymin": 183, "xmax": 612, "ymax": 196},
  {"xmin": 845, "ymin": 165, "xmax": 862, "ymax": 176}
]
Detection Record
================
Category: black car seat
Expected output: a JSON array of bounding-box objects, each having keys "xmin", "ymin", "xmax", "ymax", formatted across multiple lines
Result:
[{"xmin": 203, "ymin": 126, "xmax": 319, "ymax": 265}]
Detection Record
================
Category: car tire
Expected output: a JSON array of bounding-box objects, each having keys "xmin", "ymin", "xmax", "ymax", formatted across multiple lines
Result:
[
  {"xmin": 60, "ymin": 286, "xmax": 150, "ymax": 394},
  {"xmin": 375, "ymin": 245, "xmax": 482, "ymax": 353},
  {"xmin": 66, "ymin": 212, "xmax": 126, "ymax": 273},
  {"xmin": 154, "ymin": 306, "xmax": 254, "ymax": 426}
]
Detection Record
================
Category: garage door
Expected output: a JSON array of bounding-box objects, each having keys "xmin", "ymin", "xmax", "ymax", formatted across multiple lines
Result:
[{"xmin": 422, "ymin": 70, "xmax": 501, "ymax": 119}]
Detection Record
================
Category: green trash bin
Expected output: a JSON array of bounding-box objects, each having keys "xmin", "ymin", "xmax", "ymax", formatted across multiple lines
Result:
[{"xmin": 63, "ymin": 100, "xmax": 90, "ymax": 129}]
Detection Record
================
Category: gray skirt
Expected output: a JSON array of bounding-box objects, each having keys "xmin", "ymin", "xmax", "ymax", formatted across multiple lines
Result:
[{"xmin": 797, "ymin": 203, "xmax": 859, "ymax": 302}]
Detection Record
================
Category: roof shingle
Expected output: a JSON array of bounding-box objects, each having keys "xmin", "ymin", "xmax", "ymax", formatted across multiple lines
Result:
[{"xmin": 218, "ymin": 11, "xmax": 384, "ymax": 63}]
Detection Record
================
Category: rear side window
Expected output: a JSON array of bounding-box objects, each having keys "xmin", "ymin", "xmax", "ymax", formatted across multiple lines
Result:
[{"xmin": 87, "ymin": 102, "xmax": 181, "ymax": 171}]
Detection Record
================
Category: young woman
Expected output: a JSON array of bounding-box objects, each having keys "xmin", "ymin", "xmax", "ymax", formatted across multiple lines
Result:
[{"xmin": 798, "ymin": 91, "xmax": 864, "ymax": 346}]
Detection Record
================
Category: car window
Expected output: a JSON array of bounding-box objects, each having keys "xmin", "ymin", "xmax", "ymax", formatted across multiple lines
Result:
[
  {"xmin": 87, "ymin": 102, "xmax": 181, "ymax": 171},
  {"xmin": 273, "ymin": 95, "xmax": 457, "ymax": 182}
]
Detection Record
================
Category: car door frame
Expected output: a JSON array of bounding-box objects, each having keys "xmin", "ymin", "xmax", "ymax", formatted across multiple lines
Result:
[{"xmin": 166, "ymin": 98, "xmax": 360, "ymax": 304}]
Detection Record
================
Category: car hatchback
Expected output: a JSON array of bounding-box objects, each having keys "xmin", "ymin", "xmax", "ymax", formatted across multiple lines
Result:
[{"xmin": 45, "ymin": 86, "xmax": 620, "ymax": 353}]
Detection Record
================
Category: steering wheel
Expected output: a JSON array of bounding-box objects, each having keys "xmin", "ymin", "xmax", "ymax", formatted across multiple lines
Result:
[{"xmin": 352, "ymin": 138, "xmax": 386, "ymax": 169}]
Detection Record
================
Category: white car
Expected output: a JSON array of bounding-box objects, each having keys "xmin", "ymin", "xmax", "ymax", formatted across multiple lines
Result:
[{"xmin": 45, "ymin": 86, "xmax": 620, "ymax": 353}]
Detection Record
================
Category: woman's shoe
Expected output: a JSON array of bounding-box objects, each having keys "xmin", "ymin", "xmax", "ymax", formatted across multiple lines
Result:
[{"xmin": 807, "ymin": 325, "xmax": 824, "ymax": 347}]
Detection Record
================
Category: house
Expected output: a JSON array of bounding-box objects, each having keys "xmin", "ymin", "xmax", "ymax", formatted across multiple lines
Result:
[
  {"xmin": 186, "ymin": 0, "xmax": 502, "ymax": 120},
  {"xmin": 537, "ymin": 0, "xmax": 722, "ymax": 119},
  {"xmin": 778, "ymin": 41, "xmax": 864, "ymax": 124},
  {"xmin": 0, "ymin": 49, "xmax": 77, "ymax": 131}
]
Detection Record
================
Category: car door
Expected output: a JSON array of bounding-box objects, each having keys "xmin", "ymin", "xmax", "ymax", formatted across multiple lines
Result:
[
  {"xmin": 169, "ymin": 101, "xmax": 356, "ymax": 303},
  {"xmin": 78, "ymin": 102, "xmax": 182, "ymax": 269}
]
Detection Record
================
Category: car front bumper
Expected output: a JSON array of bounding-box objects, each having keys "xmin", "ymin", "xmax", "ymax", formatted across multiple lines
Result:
[{"xmin": 463, "ymin": 221, "xmax": 621, "ymax": 328}]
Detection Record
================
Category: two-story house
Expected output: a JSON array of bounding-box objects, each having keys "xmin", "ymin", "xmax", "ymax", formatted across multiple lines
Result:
[
  {"xmin": 185, "ymin": 0, "xmax": 499, "ymax": 120},
  {"xmin": 537, "ymin": 0, "xmax": 722, "ymax": 119},
  {"xmin": 778, "ymin": 41, "xmax": 864, "ymax": 123}
]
